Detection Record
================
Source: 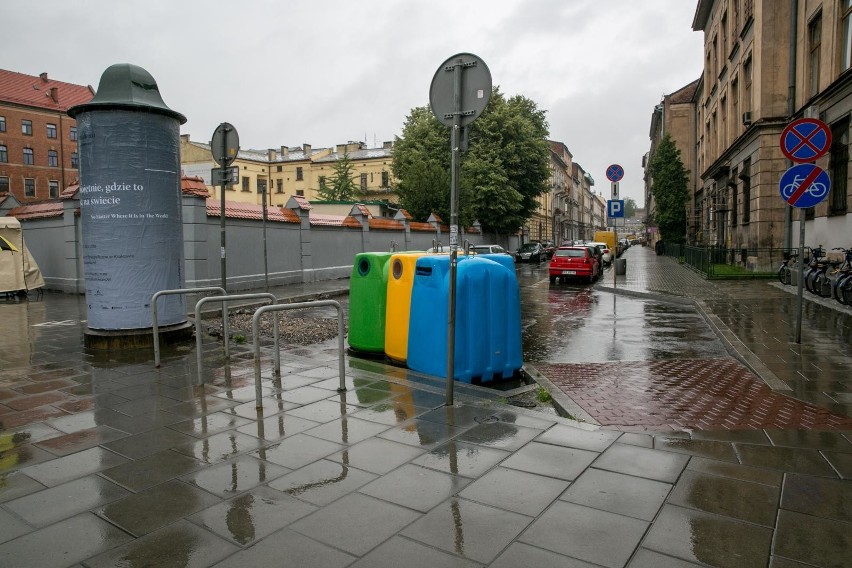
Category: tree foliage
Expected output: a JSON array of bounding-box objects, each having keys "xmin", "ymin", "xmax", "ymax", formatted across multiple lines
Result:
[
  {"xmin": 648, "ymin": 134, "xmax": 689, "ymax": 243},
  {"xmin": 318, "ymin": 151, "xmax": 361, "ymax": 200},
  {"xmin": 391, "ymin": 88, "xmax": 550, "ymax": 233},
  {"xmin": 624, "ymin": 197, "xmax": 637, "ymax": 218}
]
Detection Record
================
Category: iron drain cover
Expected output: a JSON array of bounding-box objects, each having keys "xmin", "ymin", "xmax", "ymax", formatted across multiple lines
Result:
[{"xmin": 474, "ymin": 415, "xmax": 501, "ymax": 424}]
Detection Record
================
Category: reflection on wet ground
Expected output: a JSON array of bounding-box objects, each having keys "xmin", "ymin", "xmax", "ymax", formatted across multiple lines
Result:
[{"xmin": 521, "ymin": 281, "xmax": 726, "ymax": 363}]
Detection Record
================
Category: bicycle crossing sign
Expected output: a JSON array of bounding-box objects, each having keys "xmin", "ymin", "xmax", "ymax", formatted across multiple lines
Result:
[
  {"xmin": 779, "ymin": 164, "xmax": 831, "ymax": 208},
  {"xmin": 780, "ymin": 118, "xmax": 832, "ymax": 163}
]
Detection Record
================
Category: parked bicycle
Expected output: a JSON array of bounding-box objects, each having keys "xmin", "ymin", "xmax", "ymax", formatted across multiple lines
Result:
[{"xmin": 830, "ymin": 248, "xmax": 852, "ymax": 305}]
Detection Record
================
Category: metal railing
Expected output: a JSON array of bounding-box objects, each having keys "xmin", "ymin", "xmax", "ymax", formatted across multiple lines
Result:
[
  {"xmin": 251, "ymin": 300, "xmax": 345, "ymax": 409},
  {"xmin": 664, "ymin": 245, "xmax": 784, "ymax": 279},
  {"xmin": 152, "ymin": 287, "xmax": 225, "ymax": 367},
  {"xmin": 194, "ymin": 293, "xmax": 279, "ymax": 385}
]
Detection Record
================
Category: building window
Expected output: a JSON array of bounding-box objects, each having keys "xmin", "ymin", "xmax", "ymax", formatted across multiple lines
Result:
[
  {"xmin": 46, "ymin": 123, "xmax": 57, "ymax": 138},
  {"xmin": 24, "ymin": 178, "xmax": 35, "ymax": 197},
  {"xmin": 70, "ymin": 126, "xmax": 77, "ymax": 141},
  {"xmin": 276, "ymin": 179, "xmax": 283, "ymax": 193},
  {"xmin": 276, "ymin": 165, "xmax": 282, "ymax": 172},
  {"xmin": 743, "ymin": 56, "xmax": 752, "ymax": 112},
  {"xmin": 809, "ymin": 13, "xmax": 822, "ymax": 98},
  {"xmin": 730, "ymin": 168, "xmax": 738, "ymax": 226},
  {"xmin": 721, "ymin": 12, "xmax": 728, "ymax": 57},
  {"xmin": 381, "ymin": 171, "xmax": 389, "ymax": 187},
  {"xmin": 360, "ymin": 173, "xmax": 367, "ymax": 191},
  {"xmin": 0, "ymin": 176, "xmax": 8, "ymax": 193},
  {"xmin": 829, "ymin": 116, "xmax": 849, "ymax": 214},
  {"xmin": 0, "ymin": 116, "xmax": 5, "ymax": 132},
  {"xmin": 741, "ymin": 159, "xmax": 751, "ymax": 224},
  {"xmin": 731, "ymin": 77, "xmax": 739, "ymax": 132},
  {"xmin": 48, "ymin": 149, "xmax": 58, "ymax": 167},
  {"xmin": 242, "ymin": 176, "xmax": 250, "ymax": 192},
  {"xmin": 296, "ymin": 167, "xmax": 303, "ymax": 181},
  {"xmin": 22, "ymin": 119, "xmax": 32, "ymax": 135},
  {"xmin": 71, "ymin": 151, "xmax": 79, "ymax": 168},
  {"xmin": 296, "ymin": 189, "xmax": 304, "ymax": 197},
  {"xmin": 23, "ymin": 148, "xmax": 34, "ymax": 165},
  {"xmin": 257, "ymin": 178, "xmax": 267, "ymax": 194},
  {"xmin": 843, "ymin": 0, "xmax": 852, "ymax": 71},
  {"xmin": 318, "ymin": 176, "xmax": 326, "ymax": 190},
  {"xmin": 0, "ymin": 145, "xmax": 6, "ymax": 163},
  {"xmin": 49, "ymin": 180, "xmax": 59, "ymax": 199}
]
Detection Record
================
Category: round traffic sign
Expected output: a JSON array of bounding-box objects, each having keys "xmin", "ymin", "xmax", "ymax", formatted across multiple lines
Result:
[
  {"xmin": 429, "ymin": 53, "xmax": 492, "ymax": 127},
  {"xmin": 780, "ymin": 118, "xmax": 831, "ymax": 163},
  {"xmin": 606, "ymin": 164, "xmax": 624, "ymax": 182},
  {"xmin": 779, "ymin": 163, "xmax": 831, "ymax": 208},
  {"xmin": 211, "ymin": 122, "xmax": 240, "ymax": 167}
]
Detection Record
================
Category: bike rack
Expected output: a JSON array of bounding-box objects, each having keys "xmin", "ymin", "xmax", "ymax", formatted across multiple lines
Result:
[
  {"xmin": 152, "ymin": 287, "xmax": 226, "ymax": 367},
  {"xmin": 251, "ymin": 299, "xmax": 345, "ymax": 409},
  {"xmin": 194, "ymin": 293, "xmax": 279, "ymax": 385}
]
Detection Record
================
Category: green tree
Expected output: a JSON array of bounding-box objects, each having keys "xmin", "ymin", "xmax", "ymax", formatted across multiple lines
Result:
[
  {"xmin": 624, "ymin": 197, "xmax": 637, "ymax": 218},
  {"xmin": 392, "ymin": 88, "xmax": 550, "ymax": 233},
  {"xmin": 648, "ymin": 133, "xmax": 689, "ymax": 243},
  {"xmin": 318, "ymin": 151, "xmax": 361, "ymax": 200}
]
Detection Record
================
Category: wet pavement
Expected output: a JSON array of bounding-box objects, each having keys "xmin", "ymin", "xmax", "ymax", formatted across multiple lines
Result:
[{"xmin": 0, "ymin": 249, "xmax": 850, "ymax": 567}]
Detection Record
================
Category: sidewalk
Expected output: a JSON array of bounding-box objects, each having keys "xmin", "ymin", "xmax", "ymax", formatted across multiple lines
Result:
[{"xmin": 0, "ymin": 260, "xmax": 849, "ymax": 567}]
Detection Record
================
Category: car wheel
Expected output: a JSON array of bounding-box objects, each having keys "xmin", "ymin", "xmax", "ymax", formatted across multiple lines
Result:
[{"xmin": 549, "ymin": 275, "xmax": 556, "ymax": 284}]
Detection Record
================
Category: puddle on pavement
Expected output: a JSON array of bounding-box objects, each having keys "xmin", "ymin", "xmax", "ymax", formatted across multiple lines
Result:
[{"xmin": 522, "ymin": 286, "xmax": 727, "ymax": 364}]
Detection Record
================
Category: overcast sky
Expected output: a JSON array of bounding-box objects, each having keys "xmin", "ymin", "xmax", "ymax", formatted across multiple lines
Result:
[{"xmin": 3, "ymin": 0, "xmax": 703, "ymax": 204}]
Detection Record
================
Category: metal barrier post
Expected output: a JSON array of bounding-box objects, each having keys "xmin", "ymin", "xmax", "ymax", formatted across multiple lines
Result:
[
  {"xmin": 152, "ymin": 287, "xmax": 225, "ymax": 367},
  {"xmin": 194, "ymin": 293, "xmax": 278, "ymax": 385},
  {"xmin": 252, "ymin": 300, "xmax": 345, "ymax": 409}
]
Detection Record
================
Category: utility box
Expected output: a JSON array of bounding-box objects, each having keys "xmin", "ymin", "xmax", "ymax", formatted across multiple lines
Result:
[{"xmin": 615, "ymin": 258, "xmax": 627, "ymax": 275}]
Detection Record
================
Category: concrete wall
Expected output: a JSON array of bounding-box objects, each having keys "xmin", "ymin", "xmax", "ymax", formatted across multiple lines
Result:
[{"xmin": 14, "ymin": 194, "xmax": 510, "ymax": 293}]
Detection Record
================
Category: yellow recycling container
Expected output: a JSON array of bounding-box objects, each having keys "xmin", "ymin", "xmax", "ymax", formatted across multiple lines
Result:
[{"xmin": 384, "ymin": 252, "xmax": 427, "ymax": 363}]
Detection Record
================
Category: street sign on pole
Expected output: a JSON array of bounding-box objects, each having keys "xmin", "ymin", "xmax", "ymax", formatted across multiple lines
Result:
[
  {"xmin": 606, "ymin": 164, "xmax": 624, "ymax": 182},
  {"xmin": 210, "ymin": 122, "xmax": 240, "ymax": 291},
  {"xmin": 779, "ymin": 164, "xmax": 831, "ymax": 208},
  {"xmin": 780, "ymin": 118, "xmax": 831, "ymax": 163},
  {"xmin": 430, "ymin": 53, "xmax": 492, "ymax": 406},
  {"xmin": 611, "ymin": 182, "xmax": 619, "ymax": 200},
  {"xmin": 607, "ymin": 200, "xmax": 625, "ymax": 218},
  {"xmin": 211, "ymin": 166, "xmax": 239, "ymax": 186}
]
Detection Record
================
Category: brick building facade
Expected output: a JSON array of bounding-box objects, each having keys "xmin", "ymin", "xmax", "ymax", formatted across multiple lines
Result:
[{"xmin": 0, "ymin": 70, "xmax": 94, "ymax": 203}]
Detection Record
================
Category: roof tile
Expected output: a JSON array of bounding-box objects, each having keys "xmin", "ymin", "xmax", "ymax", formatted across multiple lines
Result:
[
  {"xmin": 8, "ymin": 202, "xmax": 64, "ymax": 220},
  {"xmin": 206, "ymin": 199, "xmax": 300, "ymax": 223},
  {"xmin": 0, "ymin": 69, "xmax": 94, "ymax": 112}
]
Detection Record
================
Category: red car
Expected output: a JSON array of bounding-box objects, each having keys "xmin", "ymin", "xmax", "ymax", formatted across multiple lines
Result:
[{"xmin": 549, "ymin": 246, "xmax": 600, "ymax": 283}]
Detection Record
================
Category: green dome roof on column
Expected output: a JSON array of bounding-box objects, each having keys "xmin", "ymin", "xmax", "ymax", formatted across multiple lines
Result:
[{"xmin": 68, "ymin": 63, "xmax": 186, "ymax": 123}]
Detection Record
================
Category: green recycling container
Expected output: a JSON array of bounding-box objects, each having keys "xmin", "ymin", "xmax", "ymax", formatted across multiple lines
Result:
[{"xmin": 348, "ymin": 252, "xmax": 392, "ymax": 352}]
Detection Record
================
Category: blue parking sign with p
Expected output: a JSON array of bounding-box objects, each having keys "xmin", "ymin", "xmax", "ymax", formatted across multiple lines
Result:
[{"xmin": 608, "ymin": 200, "xmax": 624, "ymax": 218}]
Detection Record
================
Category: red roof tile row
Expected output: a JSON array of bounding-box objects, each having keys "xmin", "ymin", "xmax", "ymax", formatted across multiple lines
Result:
[
  {"xmin": 0, "ymin": 69, "xmax": 94, "ymax": 112},
  {"xmin": 410, "ymin": 222, "xmax": 436, "ymax": 232},
  {"xmin": 7, "ymin": 202, "xmax": 64, "ymax": 220},
  {"xmin": 181, "ymin": 176, "xmax": 210, "ymax": 198},
  {"xmin": 368, "ymin": 218, "xmax": 404, "ymax": 231},
  {"xmin": 206, "ymin": 199, "xmax": 301, "ymax": 223}
]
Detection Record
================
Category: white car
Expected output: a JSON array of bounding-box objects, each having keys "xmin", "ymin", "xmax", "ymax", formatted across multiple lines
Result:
[
  {"xmin": 471, "ymin": 244, "xmax": 510, "ymax": 255},
  {"xmin": 585, "ymin": 242, "xmax": 612, "ymax": 266}
]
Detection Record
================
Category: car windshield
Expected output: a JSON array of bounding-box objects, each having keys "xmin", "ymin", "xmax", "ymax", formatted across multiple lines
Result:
[
  {"xmin": 520, "ymin": 243, "xmax": 538, "ymax": 252},
  {"xmin": 555, "ymin": 248, "xmax": 585, "ymax": 258}
]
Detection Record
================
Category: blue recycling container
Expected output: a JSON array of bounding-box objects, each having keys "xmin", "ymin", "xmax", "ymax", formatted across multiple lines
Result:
[
  {"xmin": 475, "ymin": 253, "xmax": 515, "ymax": 273},
  {"xmin": 407, "ymin": 255, "xmax": 522, "ymax": 383},
  {"xmin": 348, "ymin": 252, "xmax": 392, "ymax": 352}
]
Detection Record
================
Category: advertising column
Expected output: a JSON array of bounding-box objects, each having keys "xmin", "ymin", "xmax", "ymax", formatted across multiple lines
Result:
[{"xmin": 69, "ymin": 64, "xmax": 188, "ymax": 332}]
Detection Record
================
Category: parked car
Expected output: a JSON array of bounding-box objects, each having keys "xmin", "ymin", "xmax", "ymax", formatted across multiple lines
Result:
[
  {"xmin": 585, "ymin": 241, "xmax": 612, "ymax": 266},
  {"xmin": 549, "ymin": 246, "xmax": 600, "ymax": 283},
  {"xmin": 470, "ymin": 244, "xmax": 510, "ymax": 256},
  {"xmin": 539, "ymin": 241, "xmax": 556, "ymax": 260},
  {"xmin": 516, "ymin": 242, "xmax": 544, "ymax": 263}
]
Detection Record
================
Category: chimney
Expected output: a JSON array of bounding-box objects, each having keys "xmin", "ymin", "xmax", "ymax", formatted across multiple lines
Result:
[
  {"xmin": 336, "ymin": 144, "xmax": 346, "ymax": 154},
  {"xmin": 39, "ymin": 72, "xmax": 49, "ymax": 82},
  {"xmin": 383, "ymin": 141, "xmax": 393, "ymax": 150},
  {"xmin": 303, "ymin": 143, "xmax": 311, "ymax": 155},
  {"xmin": 180, "ymin": 134, "xmax": 190, "ymax": 143},
  {"xmin": 49, "ymin": 87, "xmax": 59, "ymax": 103},
  {"xmin": 280, "ymin": 146, "xmax": 289, "ymax": 158},
  {"xmin": 267, "ymin": 149, "xmax": 277, "ymax": 161}
]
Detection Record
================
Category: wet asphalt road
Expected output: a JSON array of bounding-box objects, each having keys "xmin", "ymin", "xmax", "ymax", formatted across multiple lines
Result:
[{"xmin": 515, "ymin": 262, "xmax": 727, "ymax": 364}]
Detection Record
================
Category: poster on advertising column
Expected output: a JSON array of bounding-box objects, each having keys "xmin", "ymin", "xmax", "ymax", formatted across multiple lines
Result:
[{"xmin": 76, "ymin": 110, "xmax": 186, "ymax": 330}]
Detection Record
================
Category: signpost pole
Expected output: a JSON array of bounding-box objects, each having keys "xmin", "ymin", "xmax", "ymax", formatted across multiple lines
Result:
[
  {"xmin": 446, "ymin": 60, "xmax": 462, "ymax": 407},
  {"xmin": 796, "ymin": 209, "xmax": 805, "ymax": 344},
  {"xmin": 220, "ymin": 168, "xmax": 227, "ymax": 292}
]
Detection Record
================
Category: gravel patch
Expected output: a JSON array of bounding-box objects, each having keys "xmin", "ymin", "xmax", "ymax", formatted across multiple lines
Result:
[{"xmin": 204, "ymin": 307, "xmax": 343, "ymax": 345}]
